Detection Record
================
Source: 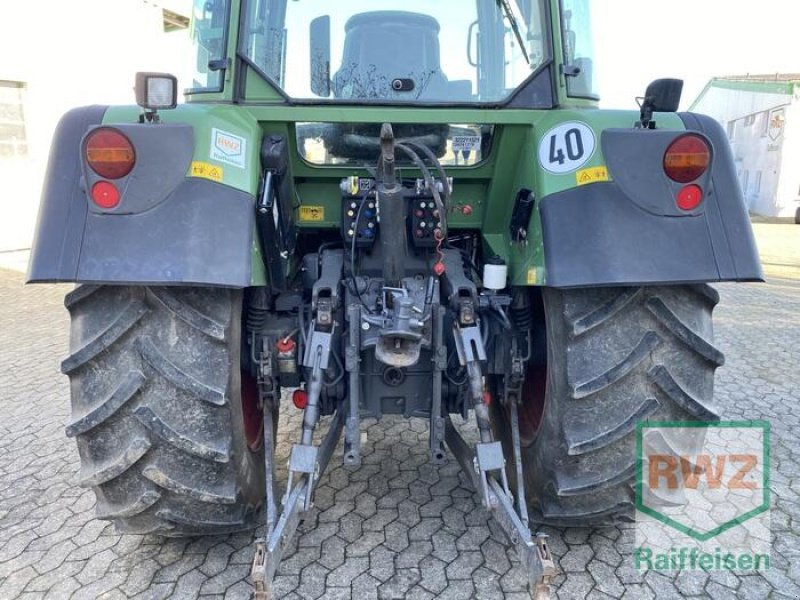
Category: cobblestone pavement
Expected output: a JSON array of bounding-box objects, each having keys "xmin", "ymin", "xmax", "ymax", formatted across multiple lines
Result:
[{"xmin": 0, "ymin": 268, "xmax": 798, "ymax": 600}]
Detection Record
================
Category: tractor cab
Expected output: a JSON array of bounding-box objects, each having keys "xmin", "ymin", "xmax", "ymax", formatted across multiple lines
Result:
[{"xmin": 189, "ymin": 0, "xmax": 598, "ymax": 108}]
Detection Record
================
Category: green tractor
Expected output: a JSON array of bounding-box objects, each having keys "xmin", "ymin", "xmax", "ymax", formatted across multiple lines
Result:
[{"xmin": 28, "ymin": 0, "xmax": 762, "ymax": 597}]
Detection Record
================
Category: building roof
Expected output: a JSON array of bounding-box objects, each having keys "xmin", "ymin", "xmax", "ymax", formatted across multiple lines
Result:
[
  {"xmin": 717, "ymin": 74, "xmax": 800, "ymax": 83},
  {"xmin": 689, "ymin": 74, "xmax": 800, "ymax": 111}
]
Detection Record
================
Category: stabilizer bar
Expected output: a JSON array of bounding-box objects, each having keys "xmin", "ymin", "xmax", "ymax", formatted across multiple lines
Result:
[
  {"xmin": 444, "ymin": 418, "xmax": 558, "ymax": 599},
  {"xmin": 251, "ymin": 408, "xmax": 345, "ymax": 600}
]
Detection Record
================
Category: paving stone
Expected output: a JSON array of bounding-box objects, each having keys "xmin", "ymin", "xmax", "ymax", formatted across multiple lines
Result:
[
  {"xmin": 326, "ymin": 556, "xmax": 368, "ymax": 587},
  {"xmin": 586, "ymin": 589, "xmax": 617, "ymax": 600},
  {"xmin": 279, "ymin": 545, "xmax": 321, "ymax": 575},
  {"xmin": 561, "ymin": 545, "xmax": 594, "ymax": 573},
  {"xmin": 169, "ymin": 569, "xmax": 208, "ymax": 599},
  {"xmin": 42, "ymin": 576, "xmax": 81, "ymax": 600},
  {"xmin": 642, "ymin": 571, "xmax": 684, "ymax": 600},
  {"xmin": 222, "ymin": 580, "xmax": 253, "ymax": 600},
  {"xmin": 0, "ymin": 566, "xmax": 38, "ymax": 599},
  {"xmin": 588, "ymin": 560, "xmax": 625, "ymax": 598},
  {"xmin": 432, "ymin": 578, "xmax": 476, "ymax": 599},
  {"xmin": 351, "ymin": 572, "xmax": 381, "ymax": 597},
  {"xmin": 362, "ymin": 510, "xmax": 397, "ymax": 533},
  {"xmin": 129, "ymin": 582, "xmax": 175, "ymax": 600},
  {"xmin": 153, "ymin": 554, "xmax": 205, "ymax": 583},
  {"xmin": 619, "ymin": 583, "xmax": 656, "ymax": 600},
  {"xmin": 382, "ymin": 521, "xmax": 410, "ymax": 553},
  {"xmin": 294, "ymin": 561, "xmax": 329, "ymax": 599},
  {"xmin": 316, "ymin": 535, "xmax": 346, "ymax": 571},
  {"xmin": 0, "ymin": 552, "xmax": 45, "ymax": 581},
  {"xmin": 707, "ymin": 567, "xmax": 740, "ymax": 589},
  {"xmin": 120, "ymin": 559, "xmax": 162, "ymax": 596},
  {"xmin": 367, "ymin": 545, "xmax": 396, "ymax": 583},
  {"xmin": 444, "ymin": 550, "xmax": 483, "ymax": 580},
  {"xmin": 269, "ymin": 573, "xmax": 299, "ymax": 598},
  {"xmin": 336, "ymin": 512, "xmax": 364, "ymax": 544},
  {"xmin": 418, "ymin": 555, "xmax": 448, "ymax": 595},
  {"xmin": 198, "ymin": 543, "xmax": 235, "ymax": 578},
  {"xmin": 378, "ymin": 568, "xmax": 421, "ymax": 599},
  {"xmin": 395, "ymin": 541, "xmax": 432, "ymax": 569},
  {"xmin": 76, "ymin": 548, "xmax": 118, "ymax": 585},
  {"xmin": 430, "ymin": 530, "xmax": 459, "ymax": 564},
  {"xmin": 673, "ymin": 570, "xmax": 708, "ymax": 596},
  {"xmin": 705, "ymin": 580, "xmax": 736, "ymax": 600},
  {"xmin": 69, "ymin": 570, "xmax": 127, "ymax": 600},
  {"xmin": 736, "ymin": 575, "xmax": 774, "ymax": 598},
  {"xmin": 473, "ymin": 566, "xmax": 504, "ymax": 599},
  {"xmin": 197, "ymin": 564, "xmax": 250, "ymax": 595}
]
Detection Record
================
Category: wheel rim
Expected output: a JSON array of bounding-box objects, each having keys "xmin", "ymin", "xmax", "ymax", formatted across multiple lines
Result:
[
  {"xmin": 517, "ymin": 363, "xmax": 547, "ymax": 446},
  {"xmin": 241, "ymin": 370, "xmax": 264, "ymax": 451}
]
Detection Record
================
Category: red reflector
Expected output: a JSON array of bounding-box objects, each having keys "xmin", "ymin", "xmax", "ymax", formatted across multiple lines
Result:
[
  {"xmin": 276, "ymin": 337, "xmax": 296, "ymax": 354},
  {"xmin": 91, "ymin": 181, "xmax": 121, "ymax": 209},
  {"xmin": 292, "ymin": 389, "xmax": 308, "ymax": 410},
  {"xmin": 85, "ymin": 128, "xmax": 135, "ymax": 179},
  {"xmin": 663, "ymin": 134, "xmax": 710, "ymax": 183},
  {"xmin": 676, "ymin": 184, "xmax": 703, "ymax": 211}
]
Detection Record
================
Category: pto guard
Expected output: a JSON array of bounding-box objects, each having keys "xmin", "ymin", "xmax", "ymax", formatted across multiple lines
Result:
[
  {"xmin": 27, "ymin": 106, "xmax": 259, "ymax": 288},
  {"xmin": 539, "ymin": 113, "xmax": 763, "ymax": 288}
]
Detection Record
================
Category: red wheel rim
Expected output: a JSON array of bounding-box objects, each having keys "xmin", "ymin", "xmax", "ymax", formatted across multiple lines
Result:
[
  {"xmin": 516, "ymin": 363, "xmax": 547, "ymax": 446},
  {"xmin": 241, "ymin": 370, "xmax": 264, "ymax": 451}
]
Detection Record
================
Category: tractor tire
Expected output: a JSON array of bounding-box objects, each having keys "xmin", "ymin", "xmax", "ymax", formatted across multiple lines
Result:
[
  {"xmin": 62, "ymin": 285, "xmax": 266, "ymax": 536},
  {"xmin": 491, "ymin": 284, "xmax": 723, "ymax": 527}
]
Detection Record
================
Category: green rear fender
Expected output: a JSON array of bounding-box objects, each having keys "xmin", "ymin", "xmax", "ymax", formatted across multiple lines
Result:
[
  {"xmin": 520, "ymin": 110, "xmax": 761, "ymax": 287},
  {"xmin": 487, "ymin": 110, "xmax": 687, "ymax": 286},
  {"xmin": 104, "ymin": 104, "xmax": 268, "ymax": 287},
  {"xmin": 27, "ymin": 103, "xmax": 268, "ymax": 288}
]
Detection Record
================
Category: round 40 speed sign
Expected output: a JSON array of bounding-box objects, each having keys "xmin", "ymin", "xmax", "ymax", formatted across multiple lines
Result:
[{"xmin": 538, "ymin": 122, "xmax": 596, "ymax": 174}]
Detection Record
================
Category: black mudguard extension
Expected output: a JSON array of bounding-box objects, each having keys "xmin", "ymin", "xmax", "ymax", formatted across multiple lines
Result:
[
  {"xmin": 539, "ymin": 114, "xmax": 763, "ymax": 288},
  {"xmin": 28, "ymin": 106, "xmax": 107, "ymax": 282},
  {"xmin": 27, "ymin": 107, "xmax": 256, "ymax": 288}
]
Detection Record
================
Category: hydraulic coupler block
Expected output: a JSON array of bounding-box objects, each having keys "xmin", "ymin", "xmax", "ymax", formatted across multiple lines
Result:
[{"xmin": 340, "ymin": 177, "xmax": 377, "ymax": 248}]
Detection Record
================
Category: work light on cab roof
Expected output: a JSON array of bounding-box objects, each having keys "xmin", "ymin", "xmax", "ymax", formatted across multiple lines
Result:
[{"xmin": 134, "ymin": 72, "xmax": 178, "ymax": 121}]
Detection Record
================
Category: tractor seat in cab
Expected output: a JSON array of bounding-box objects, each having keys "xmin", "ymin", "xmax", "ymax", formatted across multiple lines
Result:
[{"xmin": 333, "ymin": 11, "xmax": 457, "ymax": 101}]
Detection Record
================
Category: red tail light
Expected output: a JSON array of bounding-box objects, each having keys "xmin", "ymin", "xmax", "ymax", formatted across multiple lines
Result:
[
  {"xmin": 85, "ymin": 128, "xmax": 135, "ymax": 179},
  {"xmin": 663, "ymin": 134, "xmax": 710, "ymax": 183},
  {"xmin": 676, "ymin": 184, "xmax": 703, "ymax": 211},
  {"xmin": 91, "ymin": 181, "xmax": 121, "ymax": 209}
]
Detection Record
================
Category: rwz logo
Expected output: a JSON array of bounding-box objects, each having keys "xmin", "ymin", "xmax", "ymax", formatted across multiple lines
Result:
[
  {"xmin": 636, "ymin": 421, "xmax": 770, "ymax": 542},
  {"xmin": 648, "ymin": 452, "xmax": 758, "ymax": 491},
  {"xmin": 210, "ymin": 128, "xmax": 247, "ymax": 168}
]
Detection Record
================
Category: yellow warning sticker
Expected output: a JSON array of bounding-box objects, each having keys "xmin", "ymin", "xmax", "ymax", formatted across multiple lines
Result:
[
  {"xmin": 190, "ymin": 161, "xmax": 224, "ymax": 183},
  {"xmin": 299, "ymin": 205, "xmax": 325, "ymax": 222},
  {"xmin": 527, "ymin": 268, "xmax": 539, "ymax": 285},
  {"xmin": 575, "ymin": 166, "xmax": 609, "ymax": 186}
]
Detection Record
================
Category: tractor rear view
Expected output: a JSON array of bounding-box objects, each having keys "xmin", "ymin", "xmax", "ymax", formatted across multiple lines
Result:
[{"xmin": 28, "ymin": 0, "xmax": 762, "ymax": 597}]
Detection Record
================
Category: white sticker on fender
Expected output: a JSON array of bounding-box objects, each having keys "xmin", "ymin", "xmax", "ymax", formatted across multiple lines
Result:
[
  {"xmin": 210, "ymin": 128, "xmax": 247, "ymax": 169},
  {"xmin": 538, "ymin": 122, "xmax": 596, "ymax": 174}
]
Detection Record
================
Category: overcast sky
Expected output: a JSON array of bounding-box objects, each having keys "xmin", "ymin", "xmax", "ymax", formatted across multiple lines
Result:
[{"xmin": 592, "ymin": 0, "xmax": 798, "ymax": 110}]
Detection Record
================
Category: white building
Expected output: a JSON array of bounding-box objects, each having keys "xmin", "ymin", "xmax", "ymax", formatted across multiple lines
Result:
[
  {"xmin": 0, "ymin": 0, "xmax": 191, "ymax": 252},
  {"xmin": 690, "ymin": 74, "xmax": 800, "ymax": 219}
]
